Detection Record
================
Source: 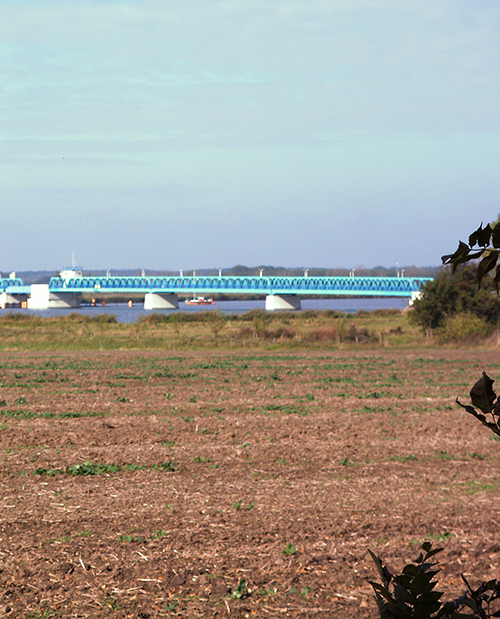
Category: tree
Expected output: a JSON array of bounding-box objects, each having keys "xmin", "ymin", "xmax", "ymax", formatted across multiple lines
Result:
[{"xmin": 408, "ymin": 264, "xmax": 500, "ymax": 331}]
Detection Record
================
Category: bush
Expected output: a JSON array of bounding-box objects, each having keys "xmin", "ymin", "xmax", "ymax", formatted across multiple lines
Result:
[
  {"xmin": 308, "ymin": 326, "xmax": 339, "ymax": 342},
  {"xmin": 408, "ymin": 264, "xmax": 500, "ymax": 331},
  {"xmin": 137, "ymin": 311, "xmax": 206, "ymax": 325},
  {"xmin": 439, "ymin": 312, "xmax": 491, "ymax": 343}
]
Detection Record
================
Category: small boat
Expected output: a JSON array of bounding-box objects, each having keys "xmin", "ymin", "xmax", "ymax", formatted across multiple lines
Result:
[{"xmin": 185, "ymin": 296, "xmax": 215, "ymax": 306}]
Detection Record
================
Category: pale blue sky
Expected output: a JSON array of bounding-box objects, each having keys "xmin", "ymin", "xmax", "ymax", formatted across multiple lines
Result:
[{"xmin": 1, "ymin": 0, "xmax": 500, "ymax": 271}]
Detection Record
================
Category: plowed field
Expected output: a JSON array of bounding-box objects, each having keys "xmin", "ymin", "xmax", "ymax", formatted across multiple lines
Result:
[{"xmin": 1, "ymin": 349, "xmax": 499, "ymax": 618}]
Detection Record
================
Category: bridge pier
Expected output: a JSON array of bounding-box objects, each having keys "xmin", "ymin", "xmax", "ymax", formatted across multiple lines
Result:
[
  {"xmin": 27, "ymin": 284, "xmax": 81, "ymax": 309},
  {"xmin": 0, "ymin": 292, "xmax": 29, "ymax": 308},
  {"xmin": 265, "ymin": 294, "xmax": 301, "ymax": 311},
  {"xmin": 144, "ymin": 292, "xmax": 178, "ymax": 310},
  {"xmin": 409, "ymin": 291, "xmax": 422, "ymax": 305}
]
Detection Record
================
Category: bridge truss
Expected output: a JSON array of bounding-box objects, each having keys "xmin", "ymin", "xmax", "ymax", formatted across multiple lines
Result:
[{"xmin": 48, "ymin": 275, "xmax": 432, "ymax": 297}]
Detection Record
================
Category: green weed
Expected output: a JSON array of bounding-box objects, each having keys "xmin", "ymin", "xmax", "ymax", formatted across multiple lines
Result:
[
  {"xmin": 230, "ymin": 578, "xmax": 250, "ymax": 599},
  {"xmin": 469, "ymin": 452, "xmax": 485, "ymax": 460},
  {"xmin": 464, "ymin": 480, "xmax": 500, "ymax": 494},
  {"xmin": 117, "ymin": 534, "xmax": 145, "ymax": 543},
  {"xmin": 388, "ymin": 454, "xmax": 418, "ymax": 462},
  {"xmin": 282, "ymin": 542, "xmax": 297, "ymax": 556},
  {"xmin": 27, "ymin": 609, "xmax": 57, "ymax": 619},
  {"xmin": 434, "ymin": 450, "xmax": 452, "ymax": 461},
  {"xmin": 34, "ymin": 460, "xmax": 175, "ymax": 476},
  {"xmin": 102, "ymin": 596, "xmax": 123, "ymax": 609},
  {"xmin": 194, "ymin": 455, "xmax": 211, "ymax": 464},
  {"xmin": 426, "ymin": 532, "xmax": 453, "ymax": 542}
]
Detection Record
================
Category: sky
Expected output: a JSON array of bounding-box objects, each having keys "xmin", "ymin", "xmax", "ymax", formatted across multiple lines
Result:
[{"xmin": 2, "ymin": 0, "xmax": 500, "ymax": 272}]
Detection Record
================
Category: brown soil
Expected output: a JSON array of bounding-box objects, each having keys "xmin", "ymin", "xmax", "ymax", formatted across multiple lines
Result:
[{"xmin": 1, "ymin": 348, "xmax": 500, "ymax": 618}]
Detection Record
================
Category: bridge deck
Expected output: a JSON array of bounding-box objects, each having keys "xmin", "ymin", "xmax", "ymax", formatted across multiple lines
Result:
[{"xmin": 44, "ymin": 275, "xmax": 431, "ymax": 297}]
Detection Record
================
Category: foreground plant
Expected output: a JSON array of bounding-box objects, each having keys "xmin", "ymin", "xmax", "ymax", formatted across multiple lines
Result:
[
  {"xmin": 369, "ymin": 368, "xmax": 500, "ymax": 618},
  {"xmin": 370, "ymin": 220, "xmax": 500, "ymax": 618},
  {"xmin": 369, "ymin": 542, "xmax": 455, "ymax": 618},
  {"xmin": 369, "ymin": 542, "xmax": 500, "ymax": 618},
  {"xmin": 456, "ymin": 372, "xmax": 500, "ymax": 438},
  {"xmin": 442, "ymin": 221, "xmax": 500, "ymax": 289}
]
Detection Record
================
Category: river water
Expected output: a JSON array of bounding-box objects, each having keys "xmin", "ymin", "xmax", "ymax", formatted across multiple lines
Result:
[{"xmin": 2, "ymin": 297, "xmax": 410, "ymax": 324}]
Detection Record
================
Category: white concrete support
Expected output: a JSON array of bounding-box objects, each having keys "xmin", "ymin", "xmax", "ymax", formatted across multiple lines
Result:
[
  {"xmin": 0, "ymin": 292, "xmax": 29, "ymax": 308},
  {"xmin": 409, "ymin": 291, "xmax": 422, "ymax": 305},
  {"xmin": 265, "ymin": 294, "xmax": 301, "ymax": 311},
  {"xmin": 144, "ymin": 292, "xmax": 178, "ymax": 310},
  {"xmin": 27, "ymin": 284, "xmax": 82, "ymax": 309}
]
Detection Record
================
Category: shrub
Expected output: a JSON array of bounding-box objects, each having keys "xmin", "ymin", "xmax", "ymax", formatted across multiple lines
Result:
[
  {"xmin": 137, "ymin": 311, "xmax": 206, "ymax": 325},
  {"xmin": 261, "ymin": 327, "xmax": 297, "ymax": 340},
  {"xmin": 439, "ymin": 312, "xmax": 491, "ymax": 343},
  {"xmin": 408, "ymin": 264, "xmax": 500, "ymax": 331},
  {"xmin": 308, "ymin": 326, "xmax": 339, "ymax": 342}
]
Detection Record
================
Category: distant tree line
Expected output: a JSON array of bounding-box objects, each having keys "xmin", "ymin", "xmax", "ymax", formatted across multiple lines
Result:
[
  {"xmin": 7, "ymin": 265, "xmax": 439, "ymax": 284},
  {"xmin": 224, "ymin": 265, "xmax": 438, "ymax": 278}
]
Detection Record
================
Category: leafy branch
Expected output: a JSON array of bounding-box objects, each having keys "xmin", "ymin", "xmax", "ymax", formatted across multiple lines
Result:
[
  {"xmin": 442, "ymin": 222, "xmax": 500, "ymax": 289},
  {"xmin": 456, "ymin": 372, "xmax": 500, "ymax": 438},
  {"xmin": 369, "ymin": 542, "xmax": 455, "ymax": 618},
  {"xmin": 369, "ymin": 543, "xmax": 500, "ymax": 618}
]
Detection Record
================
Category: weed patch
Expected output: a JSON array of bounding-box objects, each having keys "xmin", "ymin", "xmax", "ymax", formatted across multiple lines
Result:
[{"xmin": 34, "ymin": 461, "xmax": 175, "ymax": 476}]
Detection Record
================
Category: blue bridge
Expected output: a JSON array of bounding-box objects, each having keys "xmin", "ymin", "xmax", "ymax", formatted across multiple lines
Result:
[{"xmin": 0, "ymin": 273, "xmax": 432, "ymax": 310}]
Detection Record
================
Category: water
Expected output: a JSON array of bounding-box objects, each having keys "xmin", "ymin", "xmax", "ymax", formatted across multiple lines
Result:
[{"xmin": 1, "ymin": 297, "xmax": 410, "ymax": 324}]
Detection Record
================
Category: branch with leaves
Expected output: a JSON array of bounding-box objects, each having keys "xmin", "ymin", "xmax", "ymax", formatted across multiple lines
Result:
[
  {"xmin": 369, "ymin": 542, "xmax": 500, "ymax": 618},
  {"xmin": 457, "ymin": 372, "xmax": 500, "ymax": 438},
  {"xmin": 442, "ymin": 223, "xmax": 500, "ymax": 289}
]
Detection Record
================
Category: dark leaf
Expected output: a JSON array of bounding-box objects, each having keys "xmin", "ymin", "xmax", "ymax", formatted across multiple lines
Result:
[
  {"xmin": 456, "ymin": 399, "xmax": 487, "ymax": 423},
  {"xmin": 368, "ymin": 581, "xmax": 394, "ymax": 603},
  {"xmin": 493, "ymin": 223, "xmax": 500, "ymax": 249},
  {"xmin": 470, "ymin": 373, "xmax": 497, "ymax": 414},
  {"xmin": 469, "ymin": 223, "xmax": 492, "ymax": 248},
  {"xmin": 368, "ymin": 550, "xmax": 393, "ymax": 586},
  {"xmin": 449, "ymin": 250, "xmax": 484, "ymax": 273},
  {"xmin": 424, "ymin": 546, "xmax": 444, "ymax": 560},
  {"xmin": 457, "ymin": 398, "xmax": 500, "ymax": 438},
  {"xmin": 474, "ymin": 579, "xmax": 498, "ymax": 595},
  {"xmin": 477, "ymin": 251, "xmax": 499, "ymax": 288},
  {"xmin": 442, "ymin": 241, "xmax": 472, "ymax": 269}
]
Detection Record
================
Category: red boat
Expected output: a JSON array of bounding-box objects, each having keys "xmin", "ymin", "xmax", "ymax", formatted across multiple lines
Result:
[{"xmin": 185, "ymin": 296, "xmax": 215, "ymax": 306}]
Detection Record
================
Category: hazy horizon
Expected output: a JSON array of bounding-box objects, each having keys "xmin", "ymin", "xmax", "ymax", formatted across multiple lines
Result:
[{"xmin": 5, "ymin": 263, "xmax": 439, "ymax": 282}]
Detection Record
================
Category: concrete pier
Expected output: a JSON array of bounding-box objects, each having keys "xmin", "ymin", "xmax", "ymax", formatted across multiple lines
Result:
[
  {"xmin": 0, "ymin": 292, "xmax": 29, "ymax": 308},
  {"xmin": 265, "ymin": 294, "xmax": 301, "ymax": 311},
  {"xmin": 144, "ymin": 292, "xmax": 179, "ymax": 310},
  {"xmin": 27, "ymin": 284, "xmax": 82, "ymax": 309}
]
